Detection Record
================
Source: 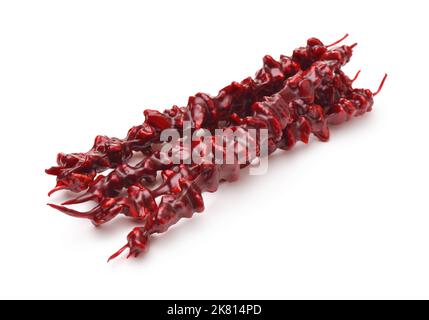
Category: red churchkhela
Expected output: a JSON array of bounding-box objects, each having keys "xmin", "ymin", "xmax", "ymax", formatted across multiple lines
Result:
[{"xmin": 46, "ymin": 35, "xmax": 387, "ymax": 261}]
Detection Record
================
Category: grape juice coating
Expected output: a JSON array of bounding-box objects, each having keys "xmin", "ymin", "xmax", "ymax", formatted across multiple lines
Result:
[{"xmin": 46, "ymin": 35, "xmax": 386, "ymax": 261}]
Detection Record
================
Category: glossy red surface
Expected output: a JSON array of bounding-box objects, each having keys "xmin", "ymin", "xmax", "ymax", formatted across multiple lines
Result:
[{"xmin": 47, "ymin": 36, "xmax": 386, "ymax": 261}]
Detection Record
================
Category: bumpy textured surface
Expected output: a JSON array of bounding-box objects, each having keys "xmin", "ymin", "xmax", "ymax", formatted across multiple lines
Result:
[{"xmin": 46, "ymin": 35, "xmax": 386, "ymax": 261}]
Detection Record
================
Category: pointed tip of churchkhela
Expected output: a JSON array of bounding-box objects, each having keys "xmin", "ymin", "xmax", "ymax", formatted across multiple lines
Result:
[
  {"xmin": 373, "ymin": 74, "xmax": 388, "ymax": 96},
  {"xmin": 45, "ymin": 166, "xmax": 61, "ymax": 176},
  {"xmin": 352, "ymin": 70, "xmax": 361, "ymax": 83},
  {"xmin": 326, "ymin": 33, "xmax": 349, "ymax": 48},
  {"xmin": 47, "ymin": 203, "xmax": 92, "ymax": 219},
  {"xmin": 107, "ymin": 244, "xmax": 129, "ymax": 262},
  {"xmin": 48, "ymin": 185, "xmax": 66, "ymax": 197}
]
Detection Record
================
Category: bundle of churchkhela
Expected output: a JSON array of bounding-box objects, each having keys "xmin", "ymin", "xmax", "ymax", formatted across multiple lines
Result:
[{"xmin": 46, "ymin": 35, "xmax": 386, "ymax": 261}]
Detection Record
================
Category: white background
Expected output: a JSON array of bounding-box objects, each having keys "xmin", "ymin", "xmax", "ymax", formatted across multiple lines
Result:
[{"xmin": 0, "ymin": 0, "xmax": 428, "ymax": 299}]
